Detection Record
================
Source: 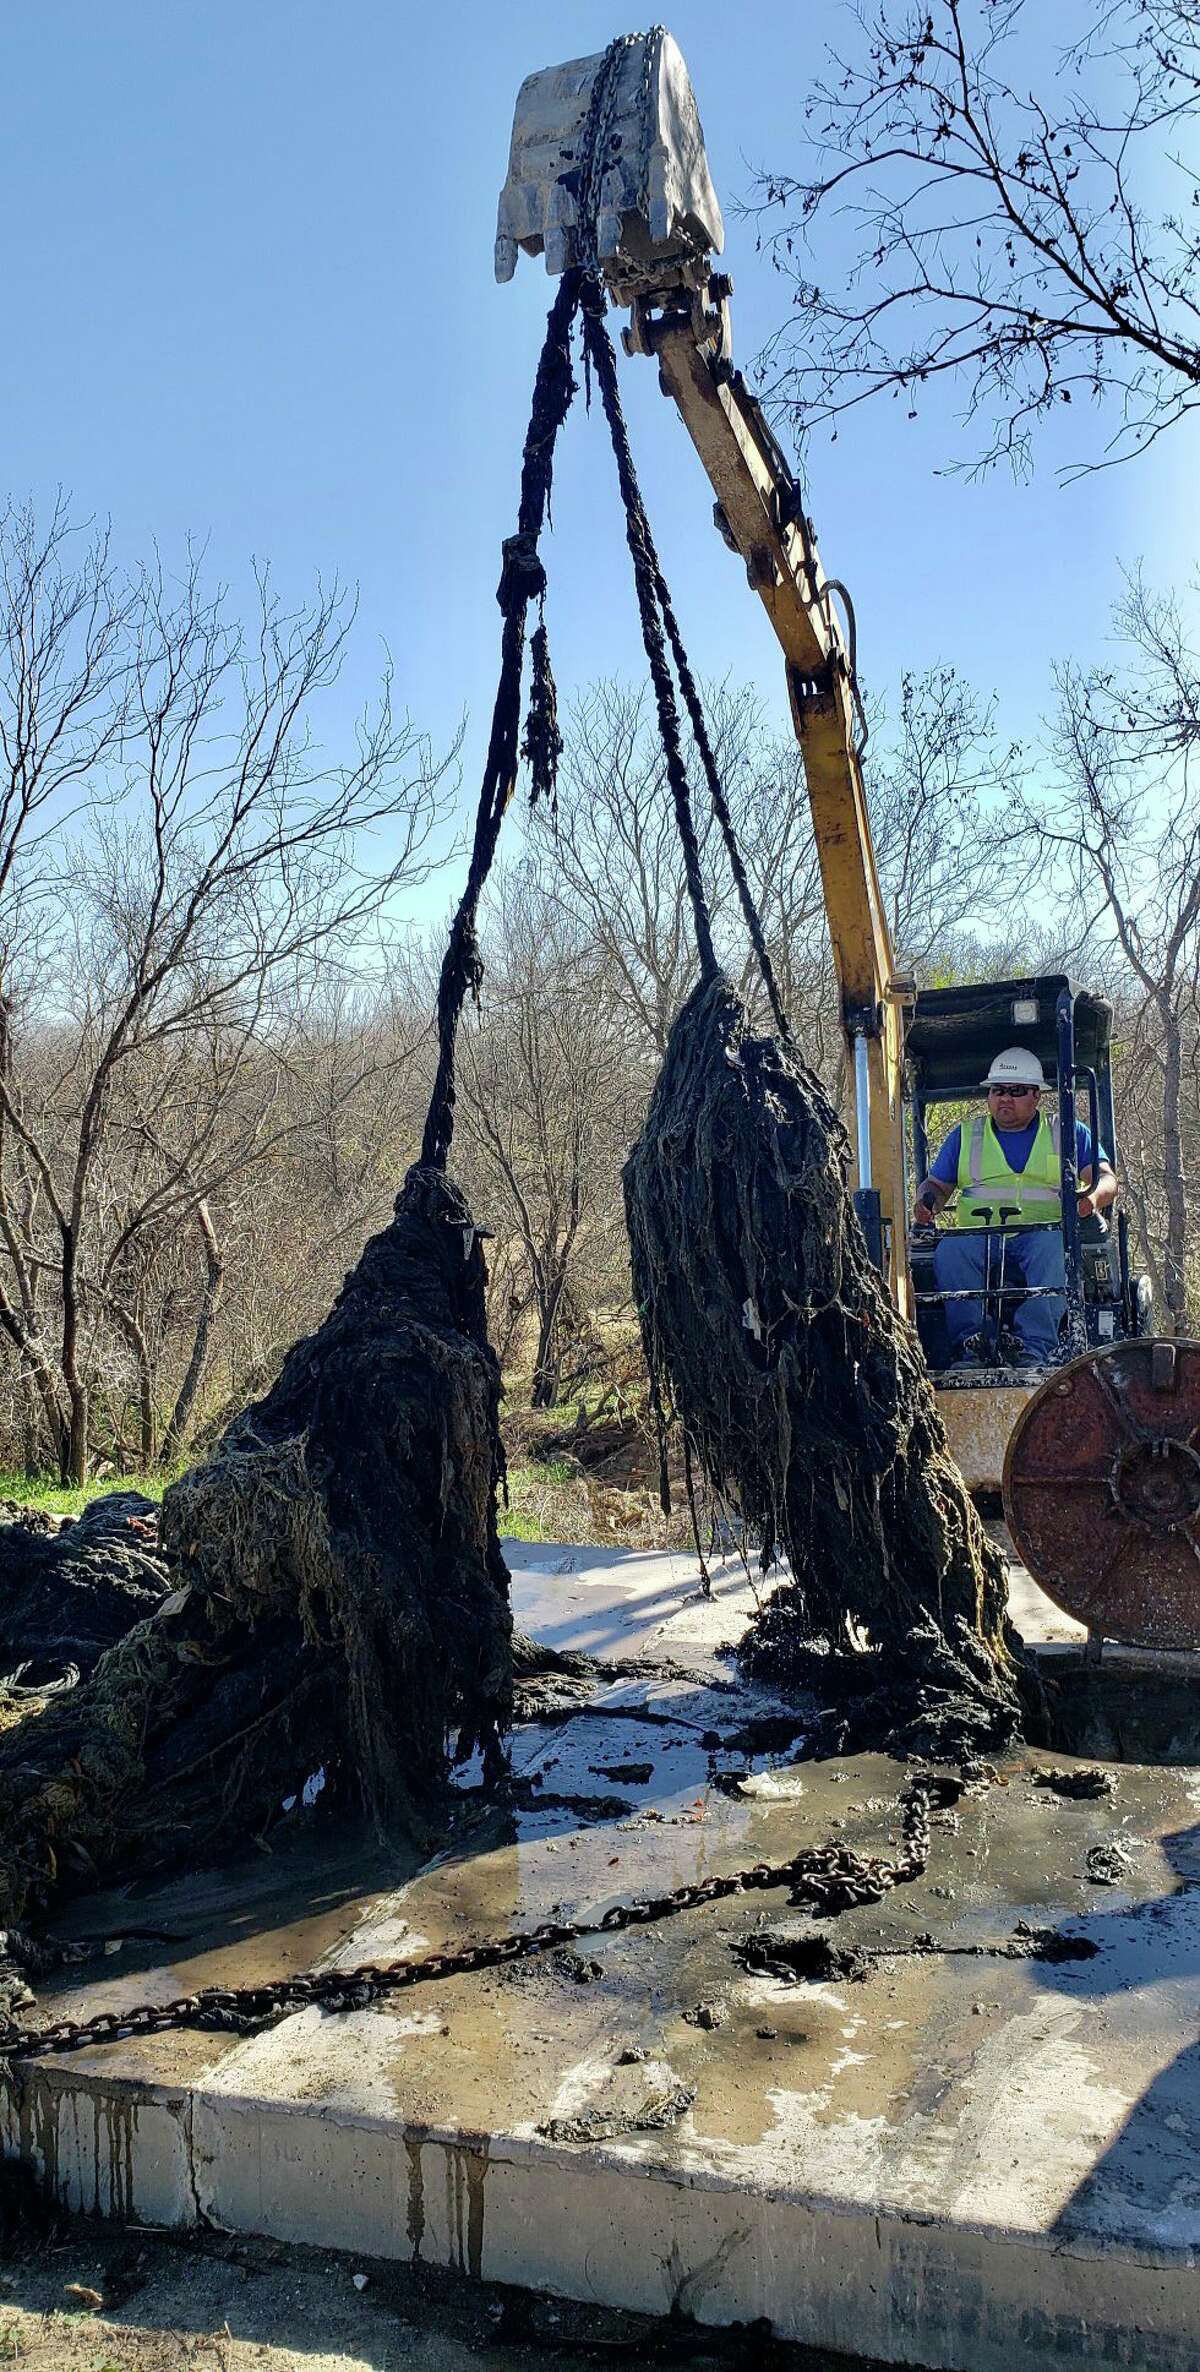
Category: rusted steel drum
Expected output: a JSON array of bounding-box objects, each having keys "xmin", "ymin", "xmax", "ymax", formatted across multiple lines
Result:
[{"xmin": 1003, "ymin": 1340, "xmax": 1200, "ymax": 1649}]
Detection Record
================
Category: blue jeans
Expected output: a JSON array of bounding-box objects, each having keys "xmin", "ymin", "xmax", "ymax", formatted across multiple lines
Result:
[{"xmin": 933, "ymin": 1228, "xmax": 1065, "ymax": 1360}]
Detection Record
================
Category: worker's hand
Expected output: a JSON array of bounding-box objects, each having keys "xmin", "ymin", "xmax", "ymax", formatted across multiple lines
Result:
[
  {"xmin": 1077, "ymin": 1190, "xmax": 1096, "ymax": 1219},
  {"xmin": 914, "ymin": 1196, "xmax": 938, "ymax": 1227}
]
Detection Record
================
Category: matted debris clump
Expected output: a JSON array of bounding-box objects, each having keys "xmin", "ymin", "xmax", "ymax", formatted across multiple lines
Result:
[
  {"xmin": 0, "ymin": 278, "xmax": 587, "ymax": 1933},
  {"xmin": 0, "ymin": 1167, "xmax": 512, "ymax": 1930},
  {"xmin": 0, "ymin": 1492, "xmax": 168, "ymax": 1695},
  {"xmin": 624, "ymin": 972, "xmax": 1030, "ymax": 1761}
]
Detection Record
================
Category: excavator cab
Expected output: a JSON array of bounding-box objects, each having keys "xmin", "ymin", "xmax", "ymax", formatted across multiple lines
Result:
[{"xmin": 904, "ymin": 974, "xmax": 1152, "ymax": 1488}]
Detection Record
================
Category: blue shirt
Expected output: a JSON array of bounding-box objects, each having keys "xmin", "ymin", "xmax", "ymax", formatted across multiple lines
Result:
[{"xmin": 929, "ymin": 1117, "xmax": 1104, "ymax": 1187}]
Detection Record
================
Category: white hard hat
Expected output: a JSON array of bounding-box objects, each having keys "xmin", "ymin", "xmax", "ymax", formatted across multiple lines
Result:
[{"xmin": 983, "ymin": 1046, "xmax": 1046, "ymax": 1089}]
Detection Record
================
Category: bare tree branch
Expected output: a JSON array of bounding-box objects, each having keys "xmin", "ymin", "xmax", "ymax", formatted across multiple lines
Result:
[
  {"xmin": 0, "ymin": 504, "xmax": 455, "ymax": 1479},
  {"xmin": 748, "ymin": 0, "xmax": 1200, "ymax": 475}
]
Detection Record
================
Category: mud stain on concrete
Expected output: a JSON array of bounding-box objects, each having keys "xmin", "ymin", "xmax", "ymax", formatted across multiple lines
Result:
[
  {"xmin": 12, "ymin": 2069, "xmax": 60, "ymax": 2201},
  {"xmin": 405, "ymin": 2133, "xmax": 425, "ymax": 2258},
  {"xmin": 90, "ymin": 2088, "xmax": 135, "ymax": 2219},
  {"xmin": 445, "ymin": 2137, "xmax": 489, "ymax": 2279},
  {"xmin": 8, "ymin": 2069, "xmax": 142, "ymax": 2222}
]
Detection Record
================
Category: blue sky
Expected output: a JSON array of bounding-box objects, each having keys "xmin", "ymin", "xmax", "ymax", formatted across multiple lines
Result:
[{"xmin": 5, "ymin": 2, "xmax": 1196, "ymax": 914}]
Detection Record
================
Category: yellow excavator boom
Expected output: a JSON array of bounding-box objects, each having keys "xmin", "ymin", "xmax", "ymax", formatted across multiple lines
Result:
[{"xmin": 497, "ymin": 32, "xmax": 913, "ymax": 1305}]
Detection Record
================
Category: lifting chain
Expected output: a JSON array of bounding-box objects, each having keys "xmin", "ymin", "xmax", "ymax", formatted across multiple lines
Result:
[
  {"xmin": 575, "ymin": 28, "xmax": 666, "ymax": 269},
  {"xmin": 0, "ymin": 1773, "xmax": 958, "ymax": 2064},
  {"xmin": 575, "ymin": 35, "xmax": 637, "ymax": 266}
]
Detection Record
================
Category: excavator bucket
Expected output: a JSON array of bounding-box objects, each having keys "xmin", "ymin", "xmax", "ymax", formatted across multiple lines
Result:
[{"xmin": 495, "ymin": 29, "xmax": 723, "ymax": 302}]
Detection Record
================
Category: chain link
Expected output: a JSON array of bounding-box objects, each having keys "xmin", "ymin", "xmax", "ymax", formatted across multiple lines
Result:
[
  {"xmin": 575, "ymin": 27, "xmax": 668, "ymax": 272},
  {"xmin": 575, "ymin": 33, "xmax": 641, "ymax": 268},
  {"xmin": 0, "ymin": 1775, "xmax": 959, "ymax": 2063}
]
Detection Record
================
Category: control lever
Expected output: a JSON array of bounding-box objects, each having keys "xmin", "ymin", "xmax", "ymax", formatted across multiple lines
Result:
[
  {"xmin": 972, "ymin": 1205, "xmax": 996, "ymax": 1361},
  {"xmin": 996, "ymin": 1203, "xmax": 1022, "ymax": 1367}
]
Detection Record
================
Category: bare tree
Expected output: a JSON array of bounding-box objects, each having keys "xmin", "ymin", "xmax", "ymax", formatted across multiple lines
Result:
[
  {"xmin": 532, "ymin": 668, "xmax": 1023, "ymax": 1098},
  {"xmin": 200, "ymin": 977, "xmax": 434, "ymax": 1412},
  {"xmin": 868, "ymin": 665, "xmax": 1024, "ymax": 967},
  {"xmin": 533, "ymin": 680, "xmax": 723, "ymax": 1057},
  {"xmin": 531, "ymin": 680, "xmax": 834, "ymax": 1056},
  {"xmin": 751, "ymin": 0, "xmax": 1200, "ymax": 473},
  {"xmin": 454, "ymin": 867, "xmax": 638, "ymax": 1407},
  {"xmin": 1023, "ymin": 572, "xmax": 1200, "ymax": 1329},
  {"xmin": 0, "ymin": 504, "xmax": 453, "ymax": 1479},
  {"xmin": 717, "ymin": 728, "xmax": 831, "ymax": 1047}
]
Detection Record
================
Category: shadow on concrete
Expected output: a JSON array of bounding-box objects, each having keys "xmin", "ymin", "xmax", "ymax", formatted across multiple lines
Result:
[
  {"xmin": 1035, "ymin": 1817, "xmax": 1200, "ymax": 2247},
  {"xmin": 519, "ymin": 1579, "xmax": 717, "ymax": 1656},
  {"xmin": 36, "ymin": 1807, "xmax": 426, "ymax": 2009}
]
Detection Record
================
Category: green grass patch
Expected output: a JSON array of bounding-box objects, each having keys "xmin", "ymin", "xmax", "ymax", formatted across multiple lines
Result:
[
  {"xmin": 501, "ymin": 1459, "xmax": 596, "ymax": 1545},
  {"xmin": 0, "ymin": 1463, "xmax": 187, "ymax": 1521}
]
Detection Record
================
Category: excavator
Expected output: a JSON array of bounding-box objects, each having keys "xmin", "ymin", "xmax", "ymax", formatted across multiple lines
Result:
[{"xmin": 496, "ymin": 31, "xmax": 1200, "ymax": 1656}]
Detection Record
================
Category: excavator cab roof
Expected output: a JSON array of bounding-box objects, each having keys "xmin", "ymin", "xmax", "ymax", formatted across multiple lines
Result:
[{"xmin": 905, "ymin": 975, "xmax": 1113, "ymax": 1100}]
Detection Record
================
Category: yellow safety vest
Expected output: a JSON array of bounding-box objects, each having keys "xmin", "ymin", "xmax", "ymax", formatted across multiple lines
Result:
[{"xmin": 954, "ymin": 1112, "xmax": 1063, "ymax": 1229}]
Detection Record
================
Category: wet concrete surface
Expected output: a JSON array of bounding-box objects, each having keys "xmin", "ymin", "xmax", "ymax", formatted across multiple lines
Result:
[{"xmin": 3, "ymin": 1539, "xmax": 1200, "ymax": 2369}]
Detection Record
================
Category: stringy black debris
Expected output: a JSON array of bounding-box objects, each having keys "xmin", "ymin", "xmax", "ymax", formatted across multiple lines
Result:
[
  {"xmin": 1031, "ymin": 1765, "xmax": 1116, "ymax": 1800},
  {"xmin": 623, "ymin": 975, "xmax": 1030, "ymax": 1763},
  {"xmin": 733, "ymin": 1935, "xmax": 873, "ymax": 1985},
  {"xmin": 733, "ymin": 1923, "xmax": 1098, "ymax": 1983},
  {"xmin": 422, "ymin": 272, "xmax": 580, "ymax": 1172},
  {"xmin": 580, "ymin": 282, "xmax": 790, "ymax": 1040},
  {"xmin": 538, "ymin": 2080, "xmax": 696, "ymax": 2144},
  {"xmin": 522, "ymin": 620, "xmax": 564, "ymax": 809}
]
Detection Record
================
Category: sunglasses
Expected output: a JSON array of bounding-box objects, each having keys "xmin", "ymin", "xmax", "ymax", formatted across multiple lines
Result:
[{"xmin": 989, "ymin": 1083, "xmax": 1038, "ymax": 1097}]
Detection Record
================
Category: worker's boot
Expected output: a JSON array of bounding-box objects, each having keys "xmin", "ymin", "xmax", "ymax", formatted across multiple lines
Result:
[{"xmin": 946, "ymin": 1334, "xmax": 985, "ymax": 1372}]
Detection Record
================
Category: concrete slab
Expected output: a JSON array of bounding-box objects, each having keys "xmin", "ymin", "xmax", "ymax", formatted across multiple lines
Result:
[
  {"xmin": 4, "ymin": 1538, "xmax": 1200, "ymax": 2371},
  {"xmin": 509, "ymin": 1527, "xmax": 1087, "ymax": 1658},
  {"xmin": 506, "ymin": 1536, "xmax": 772, "ymax": 1667}
]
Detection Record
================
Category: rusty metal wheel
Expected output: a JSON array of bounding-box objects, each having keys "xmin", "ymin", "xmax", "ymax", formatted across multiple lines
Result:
[{"xmin": 1002, "ymin": 1339, "xmax": 1200, "ymax": 1650}]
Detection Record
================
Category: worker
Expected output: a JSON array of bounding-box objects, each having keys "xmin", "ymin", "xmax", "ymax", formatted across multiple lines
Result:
[{"xmin": 913, "ymin": 1047, "xmax": 1118, "ymax": 1368}]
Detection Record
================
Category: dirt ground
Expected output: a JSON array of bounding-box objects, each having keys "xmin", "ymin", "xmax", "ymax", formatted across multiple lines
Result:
[{"xmin": 0, "ymin": 2218, "xmax": 915, "ymax": 2371}]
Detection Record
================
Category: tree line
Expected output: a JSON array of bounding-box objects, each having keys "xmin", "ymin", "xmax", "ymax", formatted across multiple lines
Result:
[{"xmin": 0, "ymin": 501, "xmax": 1194, "ymax": 1480}]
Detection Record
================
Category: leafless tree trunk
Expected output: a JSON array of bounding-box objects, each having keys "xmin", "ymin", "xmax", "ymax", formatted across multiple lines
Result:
[
  {"xmin": 0, "ymin": 502, "xmax": 455, "ymax": 1480},
  {"xmin": 162, "ymin": 1199, "xmax": 224, "ymax": 1463}
]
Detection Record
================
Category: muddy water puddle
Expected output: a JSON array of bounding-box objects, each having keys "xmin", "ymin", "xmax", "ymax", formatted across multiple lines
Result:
[
  {"xmin": 360, "ymin": 1750, "xmax": 935, "ymax": 2138},
  {"xmin": 387, "ymin": 1750, "xmax": 1149, "ymax": 2144},
  {"xmin": 31, "ymin": 1824, "xmax": 415, "ymax": 2081}
]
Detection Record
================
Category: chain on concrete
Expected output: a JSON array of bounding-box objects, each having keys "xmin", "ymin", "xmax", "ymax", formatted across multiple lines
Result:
[{"xmin": 0, "ymin": 1774, "xmax": 961, "ymax": 2063}]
